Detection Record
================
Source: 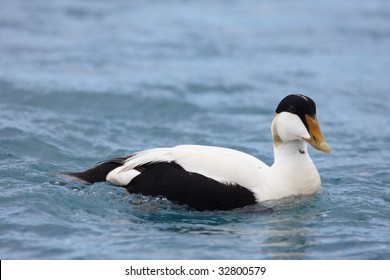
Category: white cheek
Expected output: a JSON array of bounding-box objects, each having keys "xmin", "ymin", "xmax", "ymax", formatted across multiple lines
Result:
[{"xmin": 276, "ymin": 112, "xmax": 310, "ymax": 142}]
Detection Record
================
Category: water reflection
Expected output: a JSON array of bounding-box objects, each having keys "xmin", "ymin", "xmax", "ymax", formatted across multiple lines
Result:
[{"xmin": 125, "ymin": 193, "xmax": 320, "ymax": 260}]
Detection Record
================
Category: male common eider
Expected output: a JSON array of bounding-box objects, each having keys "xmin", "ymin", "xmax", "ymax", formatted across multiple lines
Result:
[{"xmin": 66, "ymin": 94, "xmax": 330, "ymax": 211}]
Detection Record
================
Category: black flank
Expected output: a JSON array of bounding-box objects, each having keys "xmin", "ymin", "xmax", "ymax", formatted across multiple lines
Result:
[{"xmin": 127, "ymin": 162, "xmax": 257, "ymax": 211}]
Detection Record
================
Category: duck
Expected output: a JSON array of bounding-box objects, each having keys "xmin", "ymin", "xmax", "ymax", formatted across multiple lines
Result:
[{"xmin": 66, "ymin": 94, "xmax": 330, "ymax": 211}]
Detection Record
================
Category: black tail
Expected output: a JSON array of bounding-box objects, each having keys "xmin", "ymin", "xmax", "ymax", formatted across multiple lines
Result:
[{"xmin": 65, "ymin": 156, "xmax": 129, "ymax": 184}]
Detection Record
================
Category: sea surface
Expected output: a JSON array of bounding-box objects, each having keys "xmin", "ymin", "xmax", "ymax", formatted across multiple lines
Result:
[{"xmin": 0, "ymin": 0, "xmax": 389, "ymax": 259}]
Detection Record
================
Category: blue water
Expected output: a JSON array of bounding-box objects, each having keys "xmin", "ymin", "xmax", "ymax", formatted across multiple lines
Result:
[{"xmin": 1, "ymin": 0, "xmax": 389, "ymax": 259}]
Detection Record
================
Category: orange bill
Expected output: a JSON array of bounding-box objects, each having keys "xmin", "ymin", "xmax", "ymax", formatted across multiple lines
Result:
[{"xmin": 304, "ymin": 114, "xmax": 331, "ymax": 153}]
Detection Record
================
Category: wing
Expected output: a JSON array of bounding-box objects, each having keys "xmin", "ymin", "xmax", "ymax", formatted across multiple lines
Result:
[{"xmin": 106, "ymin": 145, "xmax": 269, "ymax": 190}]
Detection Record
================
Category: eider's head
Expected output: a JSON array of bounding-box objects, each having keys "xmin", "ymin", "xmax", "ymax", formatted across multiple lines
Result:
[{"xmin": 272, "ymin": 94, "xmax": 331, "ymax": 153}]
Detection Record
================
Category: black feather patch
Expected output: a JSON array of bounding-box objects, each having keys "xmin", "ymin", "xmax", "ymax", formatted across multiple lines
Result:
[
  {"xmin": 65, "ymin": 156, "xmax": 130, "ymax": 184},
  {"xmin": 275, "ymin": 94, "xmax": 316, "ymax": 131},
  {"xmin": 127, "ymin": 162, "xmax": 257, "ymax": 211}
]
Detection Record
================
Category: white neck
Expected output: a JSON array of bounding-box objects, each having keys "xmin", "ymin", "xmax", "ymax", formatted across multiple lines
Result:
[
  {"xmin": 257, "ymin": 140, "xmax": 322, "ymax": 201},
  {"xmin": 273, "ymin": 139, "xmax": 309, "ymax": 165}
]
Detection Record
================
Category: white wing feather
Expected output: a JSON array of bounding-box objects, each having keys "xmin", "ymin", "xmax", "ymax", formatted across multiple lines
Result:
[{"xmin": 106, "ymin": 145, "xmax": 269, "ymax": 188}]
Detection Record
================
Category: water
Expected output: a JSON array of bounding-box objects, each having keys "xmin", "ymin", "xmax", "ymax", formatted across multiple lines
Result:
[{"xmin": 0, "ymin": 0, "xmax": 389, "ymax": 259}]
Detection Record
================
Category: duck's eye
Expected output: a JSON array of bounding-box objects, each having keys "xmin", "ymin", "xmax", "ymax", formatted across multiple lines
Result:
[{"xmin": 289, "ymin": 106, "xmax": 296, "ymax": 113}]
